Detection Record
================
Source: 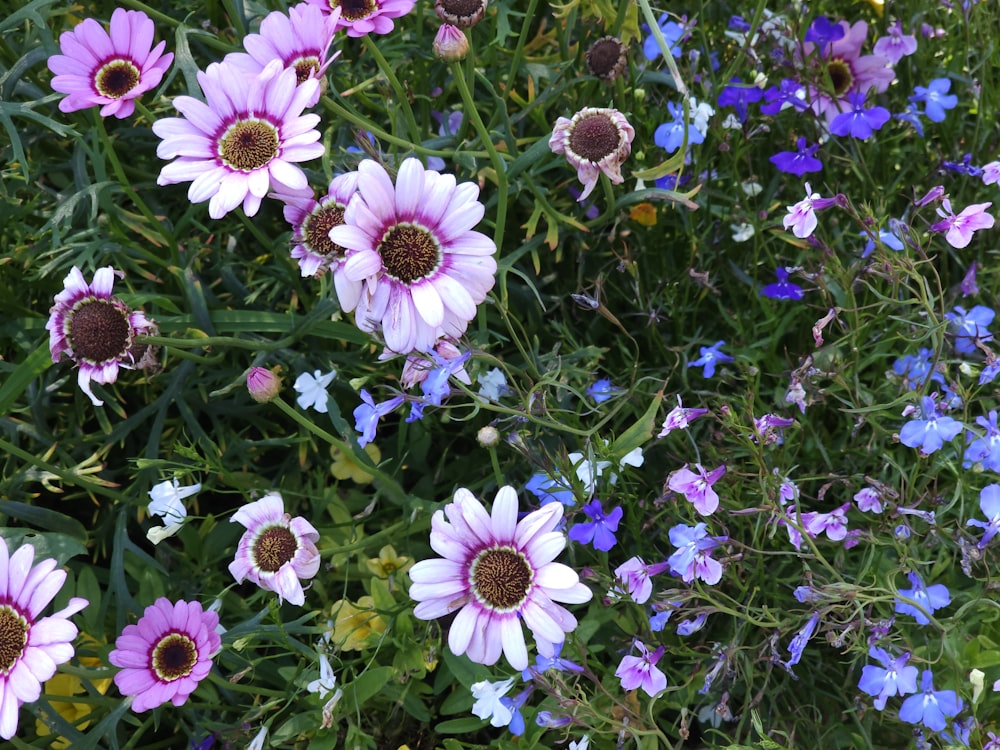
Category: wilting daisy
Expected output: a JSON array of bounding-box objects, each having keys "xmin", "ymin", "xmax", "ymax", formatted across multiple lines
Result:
[
  {"xmin": 228, "ymin": 492, "xmax": 321, "ymax": 606},
  {"xmin": 0, "ymin": 537, "xmax": 88, "ymax": 740},
  {"xmin": 153, "ymin": 59, "xmax": 323, "ymax": 219},
  {"xmin": 224, "ymin": 3, "xmax": 340, "ymax": 108},
  {"xmin": 108, "ymin": 598, "xmax": 221, "ymax": 712},
  {"xmin": 549, "ymin": 107, "xmax": 634, "ymax": 202},
  {"xmin": 329, "ymin": 158, "xmax": 497, "ymax": 354},
  {"xmin": 277, "ymin": 172, "xmax": 360, "ymax": 293},
  {"xmin": 306, "ymin": 0, "xmax": 416, "ymax": 37},
  {"xmin": 46, "ymin": 266, "xmax": 157, "ymax": 407},
  {"xmin": 409, "ymin": 486, "xmax": 593, "ymax": 671},
  {"xmin": 47, "ymin": 8, "xmax": 173, "ymax": 119}
]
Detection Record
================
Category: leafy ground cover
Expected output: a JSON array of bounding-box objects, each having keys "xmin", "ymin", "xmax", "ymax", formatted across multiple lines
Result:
[{"xmin": 2, "ymin": 0, "xmax": 1000, "ymax": 747}]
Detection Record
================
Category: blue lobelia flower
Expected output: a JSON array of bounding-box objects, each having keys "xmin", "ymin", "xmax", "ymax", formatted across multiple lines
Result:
[
  {"xmin": 830, "ymin": 90, "xmax": 891, "ymax": 139},
  {"xmin": 894, "ymin": 571, "xmax": 951, "ymax": 625},
  {"xmin": 899, "ymin": 670, "xmax": 964, "ymax": 732},
  {"xmin": 909, "ymin": 78, "xmax": 958, "ymax": 123},
  {"xmin": 899, "ymin": 396, "xmax": 962, "ymax": 454}
]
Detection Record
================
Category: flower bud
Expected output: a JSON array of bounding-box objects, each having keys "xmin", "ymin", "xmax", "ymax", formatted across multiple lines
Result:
[
  {"xmin": 477, "ymin": 425, "xmax": 500, "ymax": 448},
  {"xmin": 247, "ymin": 367, "xmax": 282, "ymax": 403},
  {"xmin": 433, "ymin": 24, "xmax": 469, "ymax": 62}
]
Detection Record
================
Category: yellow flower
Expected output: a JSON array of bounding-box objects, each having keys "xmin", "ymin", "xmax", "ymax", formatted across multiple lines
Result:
[
  {"xmin": 366, "ymin": 544, "xmax": 412, "ymax": 578},
  {"xmin": 35, "ymin": 651, "xmax": 112, "ymax": 748},
  {"xmin": 330, "ymin": 443, "xmax": 381, "ymax": 484},
  {"xmin": 864, "ymin": 0, "xmax": 884, "ymax": 17},
  {"xmin": 629, "ymin": 202, "xmax": 658, "ymax": 226},
  {"xmin": 328, "ymin": 596, "xmax": 386, "ymax": 651}
]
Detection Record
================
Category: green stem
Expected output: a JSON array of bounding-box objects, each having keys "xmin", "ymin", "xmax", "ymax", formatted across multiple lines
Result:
[
  {"xmin": 271, "ymin": 398, "xmax": 408, "ymax": 505},
  {"xmin": 504, "ymin": 0, "xmax": 539, "ymax": 105},
  {"xmin": 635, "ymin": 0, "xmax": 688, "ymax": 98},
  {"xmin": 361, "ymin": 36, "xmax": 421, "ymax": 143},
  {"xmin": 320, "ymin": 97, "xmax": 452, "ymax": 157},
  {"xmin": 450, "ymin": 59, "xmax": 509, "ymax": 255},
  {"xmin": 0, "ymin": 438, "xmax": 126, "ymax": 501}
]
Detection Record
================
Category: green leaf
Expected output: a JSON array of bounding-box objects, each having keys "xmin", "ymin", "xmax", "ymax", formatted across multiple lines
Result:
[
  {"xmin": 343, "ymin": 666, "xmax": 394, "ymax": 710},
  {"xmin": 435, "ymin": 717, "xmax": 487, "ymax": 734},
  {"xmin": 0, "ymin": 501, "xmax": 88, "ymax": 540},
  {"xmin": 0, "ymin": 340, "xmax": 52, "ymax": 416},
  {"xmin": 611, "ymin": 389, "xmax": 664, "ymax": 456}
]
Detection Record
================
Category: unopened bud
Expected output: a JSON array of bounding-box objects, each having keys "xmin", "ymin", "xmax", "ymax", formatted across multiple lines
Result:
[
  {"xmin": 433, "ymin": 24, "xmax": 469, "ymax": 62},
  {"xmin": 247, "ymin": 367, "xmax": 282, "ymax": 403},
  {"xmin": 477, "ymin": 425, "xmax": 500, "ymax": 448}
]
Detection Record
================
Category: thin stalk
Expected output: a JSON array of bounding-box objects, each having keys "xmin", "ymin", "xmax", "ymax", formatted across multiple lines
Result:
[{"xmin": 361, "ymin": 36, "xmax": 421, "ymax": 143}]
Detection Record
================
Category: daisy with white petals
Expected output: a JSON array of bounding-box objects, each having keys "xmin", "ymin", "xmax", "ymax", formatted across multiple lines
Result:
[
  {"xmin": 409, "ymin": 486, "xmax": 593, "ymax": 671},
  {"xmin": 329, "ymin": 158, "xmax": 498, "ymax": 354},
  {"xmin": 153, "ymin": 60, "xmax": 323, "ymax": 219}
]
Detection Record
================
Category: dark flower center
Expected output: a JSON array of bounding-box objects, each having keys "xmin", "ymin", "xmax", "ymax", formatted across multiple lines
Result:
[
  {"xmin": 303, "ymin": 201, "xmax": 348, "ymax": 258},
  {"xmin": 0, "ymin": 606, "xmax": 28, "ymax": 675},
  {"xmin": 586, "ymin": 37, "xmax": 627, "ymax": 81},
  {"xmin": 219, "ymin": 118, "xmax": 280, "ymax": 172},
  {"xmin": 378, "ymin": 223, "xmax": 441, "ymax": 284},
  {"xmin": 151, "ymin": 632, "xmax": 197, "ymax": 681},
  {"xmin": 471, "ymin": 547, "xmax": 533, "ymax": 611},
  {"xmin": 70, "ymin": 299, "xmax": 131, "ymax": 363},
  {"xmin": 336, "ymin": 0, "xmax": 376, "ymax": 22},
  {"xmin": 826, "ymin": 58, "xmax": 854, "ymax": 96},
  {"xmin": 569, "ymin": 112, "xmax": 620, "ymax": 163},
  {"xmin": 95, "ymin": 59, "xmax": 140, "ymax": 99},
  {"xmin": 252, "ymin": 526, "xmax": 298, "ymax": 572},
  {"xmin": 434, "ymin": 0, "xmax": 486, "ymax": 27},
  {"xmin": 292, "ymin": 56, "xmax": 321, "ymax": 85}
]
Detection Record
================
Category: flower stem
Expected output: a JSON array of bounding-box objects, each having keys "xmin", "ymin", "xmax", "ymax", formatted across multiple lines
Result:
[
  {"xmin": 271, "ymin": 398, "xmax": 408, "ymax": 506},
  {"xmin": 361, "ymin": 36, "xmax": 422, "ymax": 144}
]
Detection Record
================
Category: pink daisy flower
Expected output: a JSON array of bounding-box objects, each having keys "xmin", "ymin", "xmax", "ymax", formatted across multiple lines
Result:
[
  {"xmin": 409, "ymin": 486, "xmax": 593, "ymax": 671},
  {"xmin": 47, "ymin": 8, "xmax": 173, "ymax": 119},
  {"xmin": 152, "ymin": 59, "xmax": 323, "ymax": 219},
  {"xmin": 329, "ymin": 158, "xmax": 497, "ymax": 354},
  {"xmin": 228, "ymin": 492, "xmax": 321, "ymax": 606},
  {"xmin": 46, "ymin": 266, "xmax": 158, "ymax": 407},
  {"xmin": 549, "ymin": 107, "xmax": 635, "ymax": 201},
  {"xmin": 108, "ymin": 598, "xmax": 221, "ymax": 712},
  {"xmin": 276, "ymin": 172, "xmax": 361, "ymax": 302},
  {"xmin": 305, "ymin": 0, "xmax": 416, "ymax": 37},
  {"xmin": 0, "ymin": 537, "xmax": 88, "ymax": 740},
  {"xmin": 802, "ymin": 20, "xmax": 894, "ymax": 124},
  {"xmin": 224, "ymin": 3, "xmax": 341, "ymax": 108}
]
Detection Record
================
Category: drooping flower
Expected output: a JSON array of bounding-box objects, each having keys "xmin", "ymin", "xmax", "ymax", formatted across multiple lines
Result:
[
  {"xmin": 928, "ymin": 199, "xmax": 995, "ymax": 249},
  {"xmin": 783, "ymin": 612, "xmax": 820, "ymax": 673},
  {"xmin": 294, "ymin": 368, "xmax": 337, "ymax": 413},
  {"xmin": 894, "ymin": 571, "xmax": 951, "ymax": 625},
  {"xmin": 434, "ymin": 0, "xmax": 487, "ymax": 28},
  {"xmin": 899, "ymin": 670, "xmax": 963, "ymax": 732},
  {"xmin": 46, "ymin": 266, "xmax": 157, "ymax": 407},
  {"xmin": 47, "ymin": 8, "xmax": 173, "ymax": 119},
  {"xmin": 224, "ymin": 3, "xmax": 340, "ymax": 108},
  {"xmin": 228, "ymin": 492, "xmax": 321, "ymax": 606},
  {"xmin": 549, "ymin": 108, "xmax": 636, "ymax": 201},
  {"xmin": 968, "ymin": 483, "xmax": 1000, "ymax": 548},
  {"xmin": 329, "ymin": 158, "xmax": 497, "ymax": 354},
  {"xmin": 0, "ymin": 538, "xmax": 88, "ymax": 740},
  {"xmin": 153, "ymin": 59, "xmax": 323, "ymax": 219},
  {"xmin": 108, "ymin": 598, "xmax": 220, "ymax": 712},
  {"xmin": 306, "ymin": 0, "xmax": 416, "ymax": 37},
  {"xmin": 409, "ymin": 486, "xmax": 593, "ymax": 671},
  {"xmin": 615, "ymin": 641, "xmax": 667, "ymax": 697},
  {"xmin": 858, "ymin": 646, "xmax": 918, "ymax": 710},
  {"xmin": 586, "ymin": 36, "xmax": 628, "ymax": 82},
  {"xmin": 306, "ymin": 652, "xmax": 341, "ymax": 701}
]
